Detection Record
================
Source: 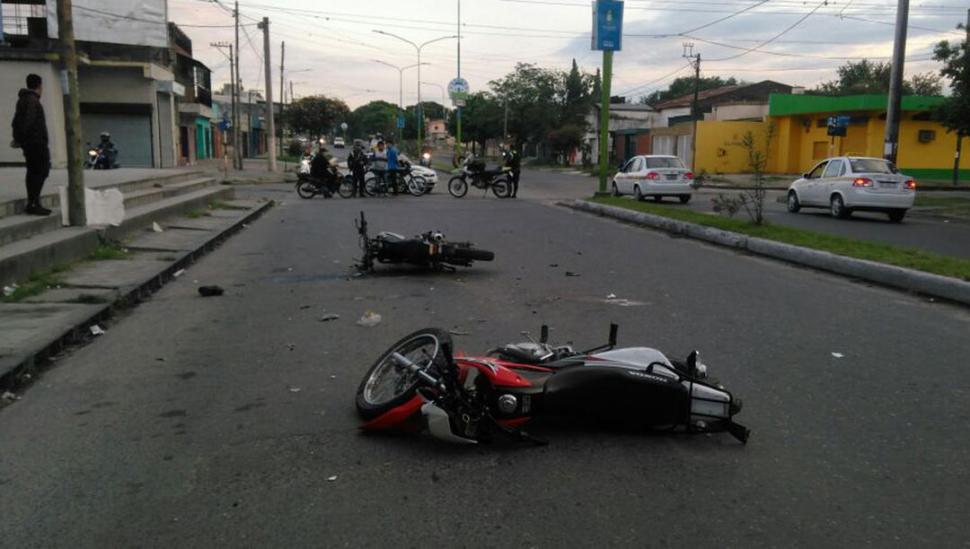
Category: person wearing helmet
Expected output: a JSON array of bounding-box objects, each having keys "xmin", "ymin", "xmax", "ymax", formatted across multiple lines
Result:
[
  {"xmin": 348, "ymin": 140, "xmax": 368, "ymax": 198},
  {"xmin": 98, "ymin": 132, "xmax": 118, "ymax": 168},
  {"xmin": 309, "ymin": 142, "xmax": 336, "ymax": 197}
]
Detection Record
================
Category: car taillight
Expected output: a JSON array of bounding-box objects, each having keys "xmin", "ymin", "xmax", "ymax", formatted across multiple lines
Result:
[
  {"xmin": 684, "ymin": 172, "xmax": 694, "ymax": 180},
  {"xmin": 645, "ymin": 172, "xmax": 659, "ymax": 180},
  {"xmin": 905, "ymin": 179, "xmax": 916, "ymax": 190},
  {"xmin": 852, "ymin": 177, "xmax": 873, "ymax": 187}
]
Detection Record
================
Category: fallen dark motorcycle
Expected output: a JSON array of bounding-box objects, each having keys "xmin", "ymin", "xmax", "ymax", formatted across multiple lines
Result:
[
  {"xmin": 355, "ymin": 211, "xmax": 494, "ymax": 272},
  {"xmin": 356, "ymin": 324, "xmax": 749, "ymax": 445}
]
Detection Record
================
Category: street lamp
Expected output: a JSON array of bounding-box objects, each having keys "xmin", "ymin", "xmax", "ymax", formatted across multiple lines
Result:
[
  {"xmin": 372, "ymin": 30, "xmax": 458, "ymax": 147},
  {"xmin": 374, "ymin": 60, "xmax": 429, "ymax": 111}
]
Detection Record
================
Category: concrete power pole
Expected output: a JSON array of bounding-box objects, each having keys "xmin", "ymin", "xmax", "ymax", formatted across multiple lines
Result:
[
  {"xmin": 684, "ymin": 43, "xmax": 701, "ymax": 171},
  {"xmin": 258, "ymin": 17, "xmax": 277, "ymax": 172},
  {"xmin": 279, "ymin": 41, "xmax": 285, "ymax": 159},
  {"xmin": 954, "ymin": 8, "xmax": 969, "ymax": 186},
  {"xmin": 883, "ymin": 0, "xmax": 909, "ymax": 163},
  {"xmin": 233, "ymin": 0, "xmax": 243, "ymax": 170},
  {"xmin": 56, "ymin": 0, "xmax": 86, "ymax": 226}
]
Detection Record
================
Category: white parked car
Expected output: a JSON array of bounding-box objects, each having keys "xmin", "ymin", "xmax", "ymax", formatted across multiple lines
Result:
[
  {"xmin": 333, "ymin": 137, "xmax": 346, "ymax": 148},
  {"xmin": 611, "ymin": 155, "xmax": 693, "ymax": 203},
  {"xmin": 787, "ymin": 156, "xmax": 916, "ymax": 222}
]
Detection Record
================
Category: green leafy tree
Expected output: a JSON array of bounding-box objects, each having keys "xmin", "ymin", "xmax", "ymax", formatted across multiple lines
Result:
[
  {"xmin": 563, "ymin": 59, "xmax": 592, "ymax": 127},
  {"xmin": 446, "ymin": 92, "xmax": 503, "ymax": 151},
  {"xmin": 908, "ymin": 72, "xmax": 944, "ymax": 96},
  {"xmin": 934, "ymin": 25, "xmax": 970, "ymax": 184},
  {"xmin": 640, "ymin": 76, "xmax": 738, "ymax": 105},
  {"xmin": 547, "ymin": 124, "xmax": 585, "ymax": 160},
  {"xmin": 813, "ymin": 59, "xmax": 943, "ymax": 96},
  {"xmin": 348, "ymin": 100, "xmax": 399, "ymax": 140},
  {"xmin": 283, "ymin": 95, "xmax": 349, "ymax": 139}
]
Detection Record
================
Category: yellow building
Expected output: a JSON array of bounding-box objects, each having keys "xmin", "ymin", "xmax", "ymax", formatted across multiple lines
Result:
[{"xmin": 694, "ymin": 94, "xmax": 969, "ymax": 181}]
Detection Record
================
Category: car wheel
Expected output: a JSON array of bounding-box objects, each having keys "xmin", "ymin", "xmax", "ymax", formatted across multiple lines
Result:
[
  {"xmin": 678, "ymin": 195, "xmax": 691, "ymax": 204},
  {"xmin": 634, "ymin": 185, "xmax": 644, "ymax": 201},
  {"xmin": 888, "ymin": 209, "xmax": 906, "ymax": 223},
  {"xmin": 787, "ymin": 191, "xmax": 801, "ymax": 213},
  {"xmin": 830, "ymin": 194, "xmax": 851, "ymax": 219},
  {"xmin": 611, "ymin": 182, "xmax": 620, "ymax": 197}
]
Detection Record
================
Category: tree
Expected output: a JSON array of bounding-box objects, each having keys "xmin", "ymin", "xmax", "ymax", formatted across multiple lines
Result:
[
  {"xmin": 712, "ymin": 123, "xmax": 776, "ymax": 225},
  {"xmin": 446, "ymin": 92, "xmax": 502, "ymax": 152},
  {"xmin": 490, "ymin": 63, "xmax": 562, "ymax": 149},
  {"xmin": 402, "ymin": 101, "xmax": 449, "ymax": 140},
  {"xmin": 284, "ymin": 95, "xmax": 349, "ymax": 139},
  {"xmin": 563, "ymin": 59, "xmax": 592, "ymax": 127},
  {"xmin": 934, "ymin": 25, "xmax": 970, "ymax": 185},
  {"xmin": 813, "ymin": 59, "xmax": 944, "ymax": 96},
  {"xmin": 547, "ymin": 124, "xmax": 584, "ymax": 161},
  {"xmin": 639, "ymin": 76, "xmax": 738, "ymax": 105},
  {"xmin": 348, "ymin": 100, "xmax": 398, "ymax": 140}
]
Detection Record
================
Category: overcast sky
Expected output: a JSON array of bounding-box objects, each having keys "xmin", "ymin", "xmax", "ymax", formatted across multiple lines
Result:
[{"xmin": 168, "ymin": 0, "xmax": 969, "ymax": 108}]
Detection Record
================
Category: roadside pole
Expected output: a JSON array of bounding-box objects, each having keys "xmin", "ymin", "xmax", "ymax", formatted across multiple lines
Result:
[
  {"xmin": 258, "ymin": 17, "xmax": 277, "ymax": 172},
  {"xmin": 683, "ymin": 43, "xmax": 701, "ymax": 172},
  {"xmin": 56, "ymin": 0, "xmax": 86, "ymax": 226},
  {"xmin": 593, "ymin": 1, "xmax": 623, "ymax": 195},
  {"xmin": 279, "ymin": 41, "xmax": 285, "ymax": 160},
  {"xmin": 954, "ymin": 8, "xmax": 969, "ymax": 186},
  {"xmin": 233, "ymin": 0, "xmax": 243, "ymax": 170},
  {"xmin": 456, "ymin": 0, "xmax": 462, "ymax": 162},
  {"xmin": 883, "ymin": 0, "xmax": 909, "ymax": 163}
]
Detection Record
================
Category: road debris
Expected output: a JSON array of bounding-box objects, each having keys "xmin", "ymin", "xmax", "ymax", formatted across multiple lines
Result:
[
  {"xmin": 89, "ymin": 324, "xmax": 106, "ymax": 336},
  {"xmin": 198, "ymin": 285, "xmax": 225, "ymax": 297},
  {"xmin": 173, "ymin": 269, "xmax": 186, "ymax": 278},
  {"xmin": 606, "ymin": 293, "xmax": 617, "ymax": 299},
  {"xmin": 299, "ymin": 305, "xmax": 311, "ymax": 310},
  {"xmin": 289, "ymin": 387, "xmax": 302, "ymax": 393},
  {"xmin": 2, "ymin": 391, "xmax": 20, "ymax": 402},
  {"xmin": 152, "ymin": 222, "xmax": 164, "ymax": 233},
  {"xmin": 831, "ymin": 352, "xmax": 844, "ymax": 359},
  {"xmin": 548, "ymin": 263, "xmax": 559, "ymax": 267},
  {"xmin": 357, "ymin": 311, "xmax": 382, "ymax": 327},
  {"xmin": 2, "ymin": 284, "xmax": 17, "ymax": 297},
  {"xmin": 319, "ymin": 313, "xmax": 340, "ymax": 322},
  {"xmin": 565, "ymin": 271, "xmax": 581, "ymax": 277},
  {"xmin": 327, "ymin": 475, "xmax": 338, "ymax": 482},
  {"xmin": 449, "ymin": 329, "xmax": 470, "ymax": 336}
]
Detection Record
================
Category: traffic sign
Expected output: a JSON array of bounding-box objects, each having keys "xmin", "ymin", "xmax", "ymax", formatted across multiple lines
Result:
[
  {"xmin": 397, "ymin": 115, "xmax": 406, "ymax": 129},
  {"xmin": 448, "ymin": 77, "xmax": 469, "ymax": 102},
  {"xmin": 592, "ymin": 1, "xmax": 624, "ymax": 51}
]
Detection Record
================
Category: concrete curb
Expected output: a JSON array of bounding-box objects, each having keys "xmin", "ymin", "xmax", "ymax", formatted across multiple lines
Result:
[
  {"xmin": 0, "ymin": 200, "xmax": 274, "ymax": 387},
  {"xmin": 562, "ymin": 199, "xmax": 970, "ymax": 307}
]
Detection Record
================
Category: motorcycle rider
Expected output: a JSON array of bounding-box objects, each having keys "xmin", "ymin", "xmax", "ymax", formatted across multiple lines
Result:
[
  {"xmin": 348, "ymin": 140, "xmax": 368, "ymax": 198},
  {"xmin": 503, "ymin": 143, "xmax": 522, "ymax": 198},
  {"xmin": 309, "ymin": 142, "xmax": 336, "ymax": 198},
  {"xmin": 98, "ymin": 132, "xmax": 118, "ymax": 168}
]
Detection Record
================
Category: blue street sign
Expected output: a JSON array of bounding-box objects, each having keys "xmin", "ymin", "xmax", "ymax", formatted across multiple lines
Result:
[
  {"xmin": 827, "ymin": 115, "xmax": 850, "ymax": 137},
  {"xmin": 218, "ymin": 119, "xmax": 231, "ymax": 131},
  {"xmin": 592, "ymin": 1, "xmax": 624, "ymax": 51},
  {"xmin": 397, "ymin": 115, "xmax": 406, "ymax": 129}
]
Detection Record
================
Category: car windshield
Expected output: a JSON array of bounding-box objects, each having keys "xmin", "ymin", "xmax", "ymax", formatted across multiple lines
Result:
[
  {"xmin": 645, "ymin": 157, "xmax": 685, "ymax": 169},
  {"xmin": 850, "ymin": 158, "xmax": 899, "ymax": 174}
]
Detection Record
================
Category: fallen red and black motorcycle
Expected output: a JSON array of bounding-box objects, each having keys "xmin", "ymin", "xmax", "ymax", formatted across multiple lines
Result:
[
  {"xmin": 355, "ymin": 211, "xmax": 494, "ymax": 273},
  {"xmin": 356, "ymin": 324, "xmax": 750, "ymax": 445}
]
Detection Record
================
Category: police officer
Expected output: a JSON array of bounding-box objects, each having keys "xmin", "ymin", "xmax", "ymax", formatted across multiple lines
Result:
[
  {"xmin": 504, "ymin": 144, "xmax": 522, "ymax": 198},
  {"xmin": 348, "ymin": 140, "xmax": 368, "ymax": 198}
]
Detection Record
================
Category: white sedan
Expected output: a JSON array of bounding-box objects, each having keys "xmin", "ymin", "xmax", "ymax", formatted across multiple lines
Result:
[
  {"xmin": 787, "ymin": 156, "xmax": 916, "ymax": 222},
  {"xmin": 611, "ymin": 155, "xmax": 694, "ymax": 203}
]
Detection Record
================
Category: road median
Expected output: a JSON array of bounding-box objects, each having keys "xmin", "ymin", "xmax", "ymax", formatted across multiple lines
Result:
[{"xmin": 563, "ymin": 197, "xmax": 970, "ymax": 307}]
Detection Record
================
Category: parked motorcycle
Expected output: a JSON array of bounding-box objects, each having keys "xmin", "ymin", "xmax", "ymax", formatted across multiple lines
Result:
[
  {"xmin": 448, "ymin": 155, "xmax": 511, "ymax": 198},
  {"xmin": 356, "ymin": 323, "xmax": 749, "ymax": 445},
  {"xmin": 297, "ymin": 154, "xmax": 353, "ymax": 199},
  {"xmin": 355, "ymin": 211, "xmax": 495, "ymax": 272},
  {"xmin": 364, "ymin": 162, "xmax": 428, "ymax": 197}
]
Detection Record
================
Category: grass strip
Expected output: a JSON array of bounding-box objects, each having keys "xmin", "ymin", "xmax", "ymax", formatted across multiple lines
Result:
[
  {"xmin": 1, "ymin": 265, "xmax": 69, "ymax": 303},
  {"xmin": 590, "ymin": 196, "xmax": 970, "ymax": 282}
]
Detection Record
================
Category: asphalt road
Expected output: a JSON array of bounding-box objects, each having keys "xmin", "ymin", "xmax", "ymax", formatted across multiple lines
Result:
[{"xmin": 1, "ymin": 179, "xmax": 968, "ymax": 547}]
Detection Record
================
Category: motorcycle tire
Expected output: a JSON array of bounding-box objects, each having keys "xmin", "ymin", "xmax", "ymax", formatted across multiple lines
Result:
[
  {"xmin": 408, "ymin": 175, "xmax": 427, "ymax": 197},
  {"xmin": 448, "ymin": 176, "xmax": 468, "ymax": 198},
  {"xmin": 491, "ymin": 177, "xmax": 511, "ymax": 199},
  {"xmin": 364, "ymin": 174, "xmax": 381, "ymax": 197},
  {"xmin": 355, "ymin": 328, "xmax": 455, "ymax": 420},
  {"xmin": 337, "ymin": 176, "xmax": 356, "ymax": 199},
  {"xmin": 448, "ymin": 246, "xmax": 495, "ymax": 262},
  {"xmin": 296, "ymin": 181, "xmax": 318, "ymax": 199}
]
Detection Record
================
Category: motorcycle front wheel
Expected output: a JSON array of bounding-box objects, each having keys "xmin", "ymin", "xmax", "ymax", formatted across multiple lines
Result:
[
  {"xmin": 364, "ymin": 174, "xmax": 382, "ymax": 197},
  {"xmin": 491, "ymin": 177, "xmax": 511, "ymax": 199},
  {"xmin": 448, "ymin": 176, "xmax": 468, "ymax": 198},
  {"xmin": 337, "ymin": 176, "xmax": 356, "ymax": 198},
  {"xmin": 408, "ymin": 175, "xmax": 427, "ymax": 197},
  {"xmin": 356, "ymin": 328, "xmax": 455, "ymax": 420},
  {"xmin": 448, "ymin": 246, "xmax": 495, "ymax": 262},
  {"xmin": 296, "ymin": 180, "xmax": 317, "ymax": 199}
]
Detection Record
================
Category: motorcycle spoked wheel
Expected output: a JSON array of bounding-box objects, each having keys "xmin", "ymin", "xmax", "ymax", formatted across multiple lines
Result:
[
  {"xmin": 337, "ymin": 175, "xmax": 356, "ymax": 198},
  {"xmin": 356, "ymin": 328, "xmax": 455, "ymax": 420},
  {"xmin": 491, "ymin": 177, "xmax": 511, "ymax": 198},
  {"xmin": 296, "ymin": 180, "xmax": 318, "ymax": 199},
  {"xmin": 448, "ymin": 176, "xmax": 468, "ymax": 198},
  {"xmin": 364, "ymin": 175, "xmax": 383, "ymax": 197},
  {"xmin": 408, "ymin": 175, "xmax": 428, "ymax": 197}
]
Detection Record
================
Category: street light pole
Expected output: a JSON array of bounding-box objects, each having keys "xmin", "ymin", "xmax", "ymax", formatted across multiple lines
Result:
[
  {"xmin": 374, "ymin": 60, "xmax": 429, "ymax": 140},
  {"xmin": 373, "ymin": 30, "xmax": 457, "ymax": 150},
  {"xmin": 883, "ymin": 0, "xmax": 909, "ymax": 163}
]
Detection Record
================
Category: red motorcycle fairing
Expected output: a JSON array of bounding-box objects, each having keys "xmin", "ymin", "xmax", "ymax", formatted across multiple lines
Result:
[{"xmin": 361, "ymin": 395, "xmax": 423, "ymax": 431}]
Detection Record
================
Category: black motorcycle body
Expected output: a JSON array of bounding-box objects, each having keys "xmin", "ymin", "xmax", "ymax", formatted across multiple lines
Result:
[{"xmin": 355, "ymin": 211, "xmax": 494, "ymax": 272}]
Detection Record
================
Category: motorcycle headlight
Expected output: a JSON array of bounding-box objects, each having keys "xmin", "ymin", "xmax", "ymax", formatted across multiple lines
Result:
[
  {"xmin": 422, "ymin": 153, "xmax": 431, "ymax": 160},
  {"xmin": 88, "ymin": 150, "xmax": 97, "ymax": 157}
]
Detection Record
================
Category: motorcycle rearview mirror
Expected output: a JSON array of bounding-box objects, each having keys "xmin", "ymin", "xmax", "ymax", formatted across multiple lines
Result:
[{"xmin": 540, "ymin": 325, "xmax": 549, "ymax": 344}]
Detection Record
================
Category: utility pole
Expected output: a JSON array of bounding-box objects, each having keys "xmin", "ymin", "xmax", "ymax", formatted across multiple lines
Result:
[
  {"xmin": 279, "ymin": 41, "xmax": 285, "ymax": 159},
  {"xmin": 56, "ymin": 0, "xmax": 86, "ymax": 226},
  {"xmin": 456, "ymin": 0, "xmax": 462, "ymax": 162},
  {"xmin": 954, "ymin": 8, "xmax": 969, "ymax": 186},
  {"xmin": 684, "ymin": 43, "xmax": 701, "ymax": 172},
  {"xmin": 290, "ymin": 80, "xmax": 294, "ymax": 103},
  {"xmin": 597, "ymin": 49, "xmax": 613, "ymax": 194},
  {"xmin": 258, "ymin": 17, "xmax": 276, "ymax": 172},
  {"xmin": 883, "ymin": 0, "xmax": 909, "ymax": 163},
  {"xmin": 233, "ymin": 0, "xmax": 242, "ymax": 170}
]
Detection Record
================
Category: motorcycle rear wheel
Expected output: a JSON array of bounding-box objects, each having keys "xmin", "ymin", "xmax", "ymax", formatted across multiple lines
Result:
[
  {"xmin": 356, "ymin": 328, "xmax": 454, "ymax": 420},
  {"xmin": 364, "ymin": 174, "xmax": 382, "ymax": 197},
  {"xmin": 491, "ymin": 177, "xmax": 511, "ymax": 199},
  {"xmin": 408, "ymin": 175, "xmax": 427, "ymax": 197},
  {"xmin": 296, "ymin": 181, "xmax": 317, "ymax": 199},
  {"xmin": 337, "ymin": 176, "xmax": 356, "ymax": 198},
  {"xmin": 448, "ymin": 247, "xmax": 495, "ymax": 262},
  {"xmin": 448, "ymin": 176, "xmax": 468, "ymax": 198}
]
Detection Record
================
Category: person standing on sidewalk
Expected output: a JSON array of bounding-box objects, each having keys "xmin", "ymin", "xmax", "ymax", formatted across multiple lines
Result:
[{"xmin": 10, "ymin": 74, "xmax": 52, "ymax": 216}]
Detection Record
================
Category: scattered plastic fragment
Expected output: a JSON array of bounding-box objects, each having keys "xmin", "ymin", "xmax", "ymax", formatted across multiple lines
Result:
[
  {"xmin": 90, "ymin": 324, "xmax": 105, "ymax": 336},
  {"xmin": 299, "ymin": 305, "xmax": 311, "ymax": 310},
  {"xmin": 831, "ymin": 352, "xmax": 844, "ymax": 359},
  {"xmin": 327, "ymin": 475, "xmax": 338, "ymax": 482},
  {"xmin": 2, "ymin": 284, "xmax": 16, "ymax": 297},
  {"xmin": 152, "ymin": 222, "xmax": 164, "ymax": 233},
  {"xmin": 173, "ymin": 269, "xmax": 186, "ymax": 278},
  {"xmin": 198, "ymin": 285, "xmax": 225, "ymax": 297},
  {"xmin": 357, "ymin": 311, "xmax": 382, "ymax": 327},
  {"xmin": 319, "ymin": 313, "xmax": 340, "ymax": 322},
  {"xmin": 606, "ymin": 293, "xmax": 617, "ymax": 299},
  {"xmin": 289, "ymin": 387, "xmax": 302, "ymax": 393},
  {"xmin": 2, "ymin": 391, "xmax": 20, "ymax": 402},
  {"xmin": 449, "ymin": 329, "xmax": 470, "ymax": 336},
  {"xmin": 548, "ymin": 263, "xmax": 559, "ymax": 268},
  {"xmin": 565, "ymin": 271, "xmax": 581, "ymax": 277}
]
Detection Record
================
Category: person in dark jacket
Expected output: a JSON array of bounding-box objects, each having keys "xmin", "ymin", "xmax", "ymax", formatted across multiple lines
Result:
[
  {"xmin": 348, "ymin": 141, "xmax": 368, "ymax": 197},
  {"xmin": 11, "ymin": 74, "xmax": 51, "ymax": 216},
  {"xmin": 503, "ymin": 144, "xmax": 522, "ymax": 198}
]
